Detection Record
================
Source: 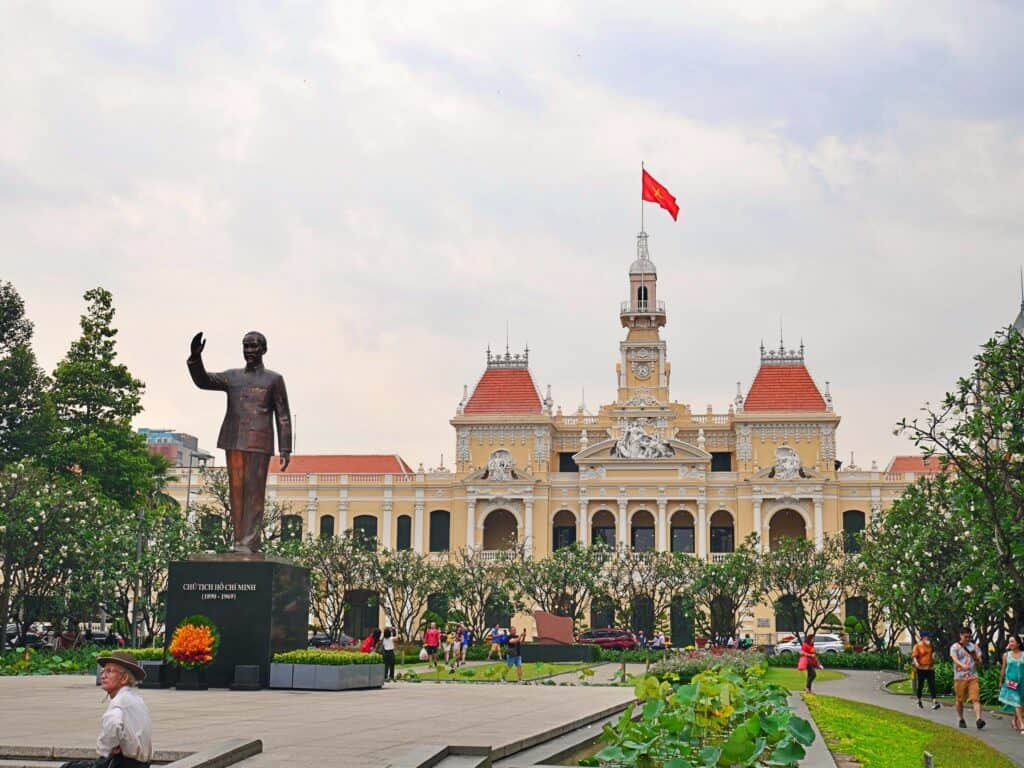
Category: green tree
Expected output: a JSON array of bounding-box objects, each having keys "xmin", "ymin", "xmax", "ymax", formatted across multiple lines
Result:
[
  {"xmin": 760, "ymin": 535, "xmax": 857, "ymax": 637},
  {"xmin": 600, "ymin": 548, "xmax": 691, "ymax": 635},
  {"xmin": 367, "ymin": 548, "xmax": 439, "ymax": 643},
  {"xmin": 508, "ymin": 543, "xmax": 609, "ymax": 633},
  {"xmin": 190, "ymin": 465, "xmax": 293, "ymax": 552},
  {"xmin": 897, "ymin": 324, "xmax": 1024, "ymax": 632},
  {"xmin": 0, "ymin": 282, "xmax": 53, "ymax": 465},
  {"xmin": 291, "ymin": 530, "xmax": 373, "ymax": 641},
  {"xmin": 439, "ymin": 547, "xmax": 523, "ymax": 640},
  {"xmin": 49, "ymin": 287, "xmax": 167, "ymax": 507},
  {"xmin": 688, "ymin": 537, "xmax": 762, "ymax": 641}
]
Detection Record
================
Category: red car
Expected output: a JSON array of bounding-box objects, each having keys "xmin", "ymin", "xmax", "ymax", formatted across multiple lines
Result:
[{"xmin": 578, "ymin": 628, "xmax": 638, "ymax": 651}]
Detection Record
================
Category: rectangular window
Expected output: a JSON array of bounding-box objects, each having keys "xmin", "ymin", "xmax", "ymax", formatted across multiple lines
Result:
[
  {"xmin": 592, "ymin": 527, "xmax": 615, "ymax": 548},
  {"xmin": 710, "ymin": 526, "xmax": 734, "ymax": 553},
  {"xmin": 553, "ymin": 526, "xmax": 576, "ymax": 550},
  {"xmin": 671, "ymin": 527, "xmax": 695, "ymax": 553},
  {"xmin": 710, "ymin": 452, "xmax": 732, "ymax": 472},
  {"xmin": 631, "ymin": 527, "xmax": 655, "ymax": 552},
  {"xmin": 558, "ymin": 452, "xmax": 579, "ymax": 472}
]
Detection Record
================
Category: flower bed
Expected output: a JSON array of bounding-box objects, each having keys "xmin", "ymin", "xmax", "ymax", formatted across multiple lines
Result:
[
  {"xmin": 649, "ymin": 648, "xmax": 766, "ymax": 684},
  {"xmin": 270, "ymin": 649, "xmax": 384, "ymax": 691}
]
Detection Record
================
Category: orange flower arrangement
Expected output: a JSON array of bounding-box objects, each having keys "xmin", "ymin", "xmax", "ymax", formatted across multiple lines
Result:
[{"xmin": 168, "ymin": 614, "xmax": 220, "ymax": 669}]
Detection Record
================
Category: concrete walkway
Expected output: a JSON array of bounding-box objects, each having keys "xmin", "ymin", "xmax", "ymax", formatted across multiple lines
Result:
[
  {"xmin": 814, "ymin": 670, "xmax": 1024, "ymax": 768},
  {"xmin": 0, "ymin": 674, "xmax": 634, "ymax": 768}
]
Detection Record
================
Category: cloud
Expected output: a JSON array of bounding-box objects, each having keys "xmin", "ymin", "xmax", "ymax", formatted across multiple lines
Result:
[{"xmin": 1, "ymin": 1, "xmax": 1022, "ymax": 468}]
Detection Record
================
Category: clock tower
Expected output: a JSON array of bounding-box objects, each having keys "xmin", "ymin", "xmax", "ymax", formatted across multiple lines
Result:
[{"xmin": 616, "ymin": 231, "xmax": 670, "ymax": 405}]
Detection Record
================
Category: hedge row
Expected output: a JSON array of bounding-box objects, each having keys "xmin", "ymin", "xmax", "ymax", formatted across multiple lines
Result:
[
  {"xmin": 766, "ymin": 649, "xmax": 903, "ymax": 670},
  {"xmin": 273, "ymin": 649, "xmax": 382, "ymax": 665}
]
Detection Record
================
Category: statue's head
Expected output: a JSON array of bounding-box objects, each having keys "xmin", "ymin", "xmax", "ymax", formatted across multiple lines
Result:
[{"xmin": 242, "ymin": 331, "xmax": 267, "ymax": 365}]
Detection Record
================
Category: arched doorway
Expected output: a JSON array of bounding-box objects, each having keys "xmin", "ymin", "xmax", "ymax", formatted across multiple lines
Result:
[
  {"xmin": 429, "ymin": 509, "xmax": 451, "ymax": 552},
  {"xmin": 343, "ymin": 589, "xmax": 379, "ymax": 639},
  {"xmin": 768, "ymin": 509, "xmax": 806, "ymax": 550},
  {"xmin": 631, "ymin": 510, "xmax": 655, "ymax": 552},
  {"xmin": 670, "ymin": 510, "xmax": 695, "ymax": 553},
  {"xmin": 710, "ymin": 595, "xmax": 736, "ymax": 641},
  {"xmin": 709, "ymin": 510, "xmax": 734, "ymax": 554},
  {"xmin": 775, "ymin": 594, "xmax": 804, "ymax": 634},
  {"xmin": 843, "ymin": 510, "xmax": 866, "ymax": 553},
  {"xmin": 670, "ymin": 596, "xmax": 695, "ymax": 647},
  {"xmin": 631, "ymin": 596, "xmax": 654, "ymax": 637},
  {"xmin": 353, "ymin": 514, "xmax": 378, "ymax": 549},
  {"xmin": 483, "ymin": 509, "xmax": 518, "ymax": 550},
  {"xmin": 591, "ymin": 595, "xmax": 614, "ymax": 629},
  {"xmin": 552, "ymin": 509, "xmax": 576, "ymax": 551},
  {"xmin": 591, "ymin": 509, "xmax": 616, "ymax": 548},
  {"xmin": 485, "ymin": 593, "xmax": 513, "ymax": 628}
]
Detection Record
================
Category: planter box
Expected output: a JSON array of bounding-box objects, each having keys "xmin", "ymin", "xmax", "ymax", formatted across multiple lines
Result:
[
  {"xmin": 269, "ymin": 662, "xmax": 294, "ymax": 689},
  {"xmin": 140, "ymin": 661, "xmax": 169, "ymax": 689},
  {"xmin": 272, "ymin": 662, "xmax": 384, "ymax": 691}
]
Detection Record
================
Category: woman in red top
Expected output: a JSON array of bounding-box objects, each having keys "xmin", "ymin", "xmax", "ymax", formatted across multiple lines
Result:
[{"xmin": 800, "ymin": 634, "xmax": 822, "ymax": 693}]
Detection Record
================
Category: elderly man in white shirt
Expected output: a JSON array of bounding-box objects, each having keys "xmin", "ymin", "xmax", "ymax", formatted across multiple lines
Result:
[{"xmin": 62, "ymin": 651, "xmax": 153, "ymax": 768}]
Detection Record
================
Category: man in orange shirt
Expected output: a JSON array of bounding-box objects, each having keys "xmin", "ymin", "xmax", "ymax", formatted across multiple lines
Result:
[{"xmin": 912, "ymin": 631, "xmax": 940, "ymax": 710}]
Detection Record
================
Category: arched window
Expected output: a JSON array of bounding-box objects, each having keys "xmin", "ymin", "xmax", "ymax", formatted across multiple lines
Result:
[
  {"xmin": 552, "ymin": 509, "xmax": 576, "ymax": 551},
  {"xmin": 843, "ymin": 510, "xmax": 866, "ymax": 553},
  {"xmin": 591, "ymin": 595, "xmax": 614, "ymax": 629},
  {"xmin": 768, "ymin": 509, "xmax": 806, "ymax": 550},
  {"xmin": 670, "ymin": 509, "xmax": 695, "ymax": 553},
  {"xmin": 709, "ymin": 510, "xmax": 734, "ymax": 553},
  {"xmin": 637, "ymin": 285, "xmax": 649, "ymax": 310},
  {"xmin": 631, "ymin": 510, "xmax": 655, "ymax": 552},
  {"xmin": 775, "ymin": 594, "xmax": 804, "ymax": 634},
  {"xmin": 319, "ymin": 515, "xmax": 335, "ymax": 539},
  {"xmin": 429, "ymin": 510, "xmax": 450, "ymax": 552},
  {"xmin": 710, "ymin": 595, "xmax": 736, "ymax": 640},
  {"xmin": 353, "ymin": 515, "xmax": 377, "ymax": 549},
  {"xmin": 591, "ymin": 509, "xmax": 616, "ymax": 548},
  {"xmin": 845, "ymin": 596, "xmax": 868, "ymax": 624},
  {"xmin": 670, "ymin": 596, "xmax": 695, "ymax": 647},
  {"xmin": 342, "ymin": 589, "xmax": 379, "ymax": 639},
  {"xmin": 396, "ymin": 514, "xmax": 412, "ymax": 551},
  {"xmin": 427, "ymin": 593, "xmax": 449, "ymax": 622},
  {"xmin": 281, "ymin": 514, "xmax": 303, "ymax": 542},
  {"xmin": 484, "ymin": 593, "xmax": 513, "ymax": 628}
]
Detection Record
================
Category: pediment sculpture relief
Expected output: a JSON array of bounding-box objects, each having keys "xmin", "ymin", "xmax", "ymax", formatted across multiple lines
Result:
[
  {"xmin": 769, "ymin": 445, "xmax": 807, "ymax": 480},
  {"xmin": 611, "ymin": 419, "xmax": 675, "ymax": 459}
]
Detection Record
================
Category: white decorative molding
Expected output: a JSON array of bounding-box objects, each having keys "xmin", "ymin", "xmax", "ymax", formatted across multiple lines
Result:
[
  {"xmin": 612, "ymin": 418, "xmax": 675, "ymax": 458},
  {"xmin": 533, "ymin": 427, "xmax": 551, "ymax": 466},
  {"xmin": 820, "ymin": 424, "xmax": 836, "ymax": 462},
  {"xmin": 487, "ymin": 449, "xmax": 515, "ymax": 481},
  {"xmin": 772, "ymin": 445, "xmax": 803, "ymax": 480},
  {"xmin": 737, "ymin": 424, "xmax": 752, "ymax": 462},
  {"xmin": 580, "ymin": 465, "xmax": 606, "ymax": 480},
  {"xmin": 677, "ymin": 465, "xmax": 706, "ymax": 479},
  {"xmin": 623, "ymin": 391, "xmax": 660, "ymax": 408}
]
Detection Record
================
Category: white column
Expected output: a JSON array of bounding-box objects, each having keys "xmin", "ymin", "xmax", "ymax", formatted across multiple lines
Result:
[
  {"xmin": 382, "ymin": 502, "xmax": 393, "ymax": 551},
  {"xmin": 413, "ymin": 501, "xmax": 425, "ymax": 554},
  {"xmin": 813, "ymin": 498, "xmax": 823, "ymax": 551},
  {"xmin": 466, "ymin": 498, "xmax": 476, "ymax": 549},
  {"xmin": 656, "ymin": 500, "xmax": 668, "ymax": 552},
  {"xmin": 697, "ymin": 501, "xmax": 707, "ymax": 559},
  {"xmin": 617, "ymin": 498, "xmax": 628, "ymax": 551},
  {"xmin": 524, "ymin": 499, "xmax": 534, "ymax": 558},
  {"xmin": 337, "ymin": 500, "xmax": 349, "ymax": 533},
  {"xmin": 578, "ymin": 498, "xmax": 589, "ymax": 545},
  {"xmin": 752, "ymin": 498, "xmax": 763, "ymax": 552}
]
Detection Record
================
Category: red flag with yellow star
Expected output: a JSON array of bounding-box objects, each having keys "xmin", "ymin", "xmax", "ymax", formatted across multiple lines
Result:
[{"xmin": 641, "ymin": 169, "xmax": 679, "ymax": 221}]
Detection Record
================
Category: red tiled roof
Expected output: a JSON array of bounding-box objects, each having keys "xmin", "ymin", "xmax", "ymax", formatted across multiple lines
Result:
[
  {"xmin": 464, "ymin": 368, "xmax": 542, "ymax": 414},
  {"xmin": 884, "ymin": 456, "xmax": 946, "ymax": 474},
  {"xmin": 272, "ymin": 455, "xmax": 413, "ymax": 474},
  {"xmin": 745, "ymin": 364, "xmax": 826, "ymax": 412}
]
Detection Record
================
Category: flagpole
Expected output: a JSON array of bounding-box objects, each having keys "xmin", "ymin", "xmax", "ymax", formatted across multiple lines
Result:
[{"xmin": 640, "ymin": 161, "xmax": 645, "ymax": 233}]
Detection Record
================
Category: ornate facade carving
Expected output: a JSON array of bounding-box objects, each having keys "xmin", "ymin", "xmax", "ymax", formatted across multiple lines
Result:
[
  {"xmin": 485, "ymin": 449, "xmax": 515, "ymax": 481},
  {"xmin": 623, "ymin": 391, "xmax": 659, "ymax": 407},
  {"xmin": 580, "ymin": 465, "xmax": 606, "ymax": 480},
  {"xmin": 612, "ymin": 419, "xmax": 675, "ymax": 459},
  {"xmin": 457, "ymin": 428, "xmax": 471, "ymax": 462},
  {"xmin": 753, "ymin": 422, "xmax": 824, "ymax": 443},
  {"xmin": 677, "ymin": 465, "xmax": 706, "ymax": 479},
  {"xmin": 819, "ymin": 424, "xmax": 836, "ymax": 462},
  {"xmin": 736, "ymin": 424, "xmax": 752, "ymax": 461},
  {"xmin": 533, "ymin": 427, "xmax": 550, "ymax": 466},
  {"xmin": 771, "ymin": 445, "xmax": 803, "ymax": 480}
]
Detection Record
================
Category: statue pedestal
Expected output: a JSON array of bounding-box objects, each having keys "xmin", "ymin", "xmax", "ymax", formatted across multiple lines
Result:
[{"xmin": 164, "ymin": 554, "xmax": 309, "ymax": 688}]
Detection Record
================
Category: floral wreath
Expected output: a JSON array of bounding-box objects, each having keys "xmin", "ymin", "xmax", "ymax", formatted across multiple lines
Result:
[{"xmin": 167, "ymin": 614, "xmax": 220, "ymax": 669}]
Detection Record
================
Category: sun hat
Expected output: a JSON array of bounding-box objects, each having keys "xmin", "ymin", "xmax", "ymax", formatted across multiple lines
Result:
[{"xmin": 96, "ymin": 651, "xmax": 146, "ymax": 682}]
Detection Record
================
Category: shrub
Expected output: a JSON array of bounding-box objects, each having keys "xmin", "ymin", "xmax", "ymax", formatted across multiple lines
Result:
[
  {"xmin": 273, "ymin": 650, "xmax": 382, "ymax": 665},
  {"xmin": 766, "ymin": 649, "xmax": 903, "ymax": 670},
  {"xmin": 122, "ymin": 647, "xmax": 165, "ymax": 661},
  {"xmin": 650, "ymin": 649, "xmax": 766, "ymax": 684},
  {"xmin": 598, "ymin": 647, "xmax": 678, "ymax": 664}
]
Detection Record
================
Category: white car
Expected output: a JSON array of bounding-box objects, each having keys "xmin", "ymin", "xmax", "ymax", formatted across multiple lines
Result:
[{"xmin": 774, "ymin": 634, "xmax": 844, "ymax": 655}]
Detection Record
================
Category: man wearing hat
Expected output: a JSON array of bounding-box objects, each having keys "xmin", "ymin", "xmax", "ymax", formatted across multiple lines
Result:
[
  {"xmin": 62, "ymin": 652, "xmax": 153, "ymax": 768},
  {"xmin": 911, "ymin": 631, "xmax": 941, "ymax": 710}
]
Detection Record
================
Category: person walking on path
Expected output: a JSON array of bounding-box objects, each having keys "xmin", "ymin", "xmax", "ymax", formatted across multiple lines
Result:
[
  {"xmin": 799, "ymin": 633, "xmax": 822, "ymax": 694},
  {"xmin": 505, "ymin": 627, "xmax": 524, "ymax": 683},
  {"xmin": 459, "ymin": 625, "xmax": 472, "ymax": 666},
  {"xmin": 380, "ymin": 627, "xmax": 397, "ymax": 682},
  {"xmin": 998, "ymin": 633, "xmax": 1024, "ymax": 733},
  {"xmin": 912, "ymin": 631, "xmax": 941, "ymax": 710},
  {"xmin": 423, "ymin": 622, "xmax": 441, "ymax": 667},
  {"xmin": 951, "ymin": 627, "xmax": 986, "ymax": 730},
  {"xmin": 62, "ymin": 651, "xmax": 153, "ymax": 768}
]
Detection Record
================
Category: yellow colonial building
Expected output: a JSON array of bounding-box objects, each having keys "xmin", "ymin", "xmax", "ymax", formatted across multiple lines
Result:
[{"xmin": 165, "ymin": 232, "xmax": 931, "ymax": 642}]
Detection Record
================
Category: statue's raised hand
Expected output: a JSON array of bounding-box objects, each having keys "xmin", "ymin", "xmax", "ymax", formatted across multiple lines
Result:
[{"xmin": 190, "ymin": 332, "xmax": 206, "ymax": 358}]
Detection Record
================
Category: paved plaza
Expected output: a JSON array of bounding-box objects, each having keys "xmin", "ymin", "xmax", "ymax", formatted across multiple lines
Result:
[{"xmin": 0, "ymin": 674, "xmax": 634, "ymax": 767}]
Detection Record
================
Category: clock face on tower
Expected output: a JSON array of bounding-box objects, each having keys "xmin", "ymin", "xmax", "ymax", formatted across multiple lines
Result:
[{"xmin": 636, "ymin": 363, "xmax": 651, "ymax": 380}]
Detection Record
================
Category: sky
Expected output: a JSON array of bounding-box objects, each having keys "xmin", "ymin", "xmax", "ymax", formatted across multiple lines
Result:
[{"xmin": 2, "ymin": 1, "xmax": 1023, "ymax": 470}]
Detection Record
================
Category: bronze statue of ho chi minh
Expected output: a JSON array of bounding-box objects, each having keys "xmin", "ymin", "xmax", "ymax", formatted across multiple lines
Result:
[{"xmin": 188, "ymin": 331, "xmax": 292, "ymax": 553}]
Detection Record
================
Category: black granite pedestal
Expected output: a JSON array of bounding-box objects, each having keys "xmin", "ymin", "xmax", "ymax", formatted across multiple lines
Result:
[{"xmin": 164, "ymin": 554, "xmax": 310, "ymax": 688}]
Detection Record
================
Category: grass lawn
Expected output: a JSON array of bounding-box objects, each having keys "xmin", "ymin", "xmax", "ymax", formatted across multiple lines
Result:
[
  {"xmin": 805, "ymin": 695, "xmax": 1015, "ymax": 768},
  {"xmin": 885, "ymin": 679, "xmax": 1008, "ymax": 713},
  {"xmin": 416, "ymin": 661, "xmax": 591, "ymax": 682},
  {"xmin": 764, "ymin": 666, "xmax": 844, "ymax": 691}
]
